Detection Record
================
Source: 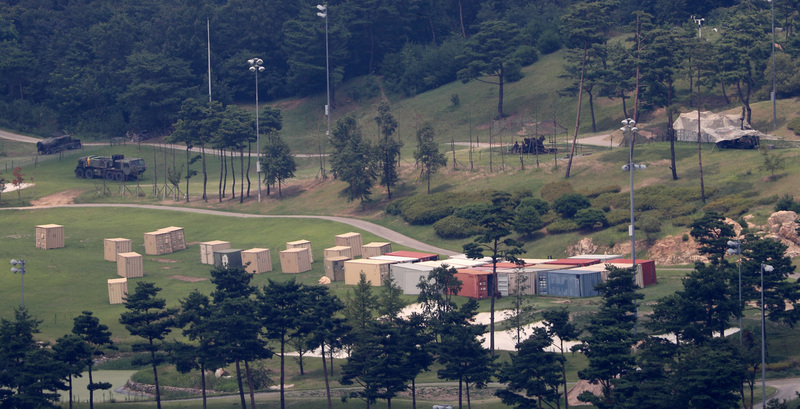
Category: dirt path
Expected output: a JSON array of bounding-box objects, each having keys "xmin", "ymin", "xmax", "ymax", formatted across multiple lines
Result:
[{"xmin": 3, "ymin": 202, "xmax": 459, "ymax": 256}]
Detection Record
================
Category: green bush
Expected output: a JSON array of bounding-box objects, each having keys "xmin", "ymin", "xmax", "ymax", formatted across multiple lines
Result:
[
  {"xmin": 514, "ymin": 45, "xmax": 539, "ymax": 66},
  {"xmin": 514, "ymin": 205, "xmax": 545, "ymax": 236},
  {"xmin": 454, "ymin": 203, "xmax": 490, "ymax": 221},
  {"xmin": 758, "ymin": 195, "xmax": 779, "ymax": 206},
  {"xmin": 574, "ymin": 208, "xmax": 608, "ymax": 230},
  {"xmin": 518, "ymin": 197, "xmax": 550, "ymax": 215},
  {"xmin": 775, "ymin": 193, "xmax": 800, "ymax": 213},
  {"xmin": 553, "ymin": 193, "xmax": 591, "ymax": 218},
  {"xmin": 787, "ymin": 117, "xmax": 800, "ymax": 136},
  {"xmin": 703, "ymin": 195, "xmax": 752, "ymax": 217},
  {"xmin": 584, "ymin": 185, "xmax": 621, "ymax": 198},
  {"xmin": 606, "ymin": 209, "xmax": 630, "ymax": 226},
  {"xmin": 672, "ymin": 216, "xmax": 694, "ymax": 227},
  {"xmin": 546, "ymin": 218, "xmax": 579, "ymax": 234},
  {"xmin": 537, "ymin": 29, "xmax": 561, "ymax": 55},
  {"xmin": 433, "ymin": 215, "xmax": 483, "ymax": 239},
  {"xmin": 638, "ymin": 212, "xmax": 663, "ymax": 235},
  {"xmin": 540, "ymin": 180, "xmax": 574, "ymax": 202}
]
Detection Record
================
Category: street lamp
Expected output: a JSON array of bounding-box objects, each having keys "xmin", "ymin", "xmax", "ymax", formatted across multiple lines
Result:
[
  {"xmin": 248, "ymin": 58, "xmax": 265, "ymax": 202},
  {"xmin": 691, "ymin": 15, "xmax": 705, "ymax": 38},
  {"xmin": 317, "ymin": 4, "xmax": 330, "ymax": 179},
  {"xmin": 10, "ymin": 259, "xmax": 26, "ymax": 307},
  {"xmin": 620, "ymin": 118, "xmax": 644, "ymax": 334},
  {"xmin": 727, "ymin": 240, "xmax": 743, "ymax": 343},
  {"xmin": 760, "ymin": 263, "xmax": 773, "ymax": 408},
  {"xmin": 769, "ymin": 0, "xmax": 777, "ymax": 131}
]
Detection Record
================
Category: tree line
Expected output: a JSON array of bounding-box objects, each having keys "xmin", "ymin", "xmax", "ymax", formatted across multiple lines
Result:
[
  {"xmin": 3, "ymin": 209, "xmax": 799, "ymax": 409},
  {"xmin": 5, "ymin": 0, "xmax": 797, "ymax": 140}
]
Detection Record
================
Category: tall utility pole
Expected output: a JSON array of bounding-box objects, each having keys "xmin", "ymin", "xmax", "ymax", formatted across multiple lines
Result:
[
  {"xmin": 248, "ymin": 58, "xmax": 265, "ymax": 202},
  {"xmin": 317, "ymin": 4, "xmax": 330, "ymax": 179},
  {"xmin": 770, "ymin": 0, "xmax": 777, "ymax": 130}
]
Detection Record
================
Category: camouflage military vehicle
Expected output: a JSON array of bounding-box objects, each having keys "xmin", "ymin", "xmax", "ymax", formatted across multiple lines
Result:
[{"xmin": 75, "ymin": 154, "xmax": 147, "ymax": 181}]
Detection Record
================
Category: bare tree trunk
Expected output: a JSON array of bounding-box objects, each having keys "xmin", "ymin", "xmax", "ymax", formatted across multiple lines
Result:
[
  {"xmin": 565, "ymin": 43, "xmax": 588, "ymax": 178},
  {"xmin": 245, "ymin": 360, "xmax": 256, "ymax": 409},
  {"xmin": 458, "ymin": 0, "xmax": 466, "ymax": 38},
  {"xmin": 697, "ymin": 67, "xmax": 706, "ymax": 203},
  {"xmin": 240, "ymin": 148, "xmax": 245, "ymax": 203},
  {"xmin": 246, "ymin": 141, "xmax": 252, "ymax": 197},
  {"xmin": 588, "ymin": 88, "xmax": 596, "ymax": 132},
  {"xmin": 218, "ymin": 148, "xmax": 224, "ymax": 202},
  {"xmin": 235, "ymin": 359, "xmax": 246, "ymax": 409},
  {"xmin": 200, "ymin": 363, "xmax": 208, "ymax": 409},
  {"xmin": 321, "ymin": 343, "xmax": 333, "ymax": 409},
  {"xmin": 201, "ymin": 144, "xmax": 208, "ymax": 201}
]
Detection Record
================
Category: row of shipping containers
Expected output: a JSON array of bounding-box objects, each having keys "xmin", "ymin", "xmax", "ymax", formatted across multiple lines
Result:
[{"xmin": 387, "ymin": 255, "xmax": 657, "ymax": 299}]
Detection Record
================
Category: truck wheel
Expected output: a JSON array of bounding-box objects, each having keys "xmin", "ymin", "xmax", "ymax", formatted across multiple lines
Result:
[
  {"xmin": 75, "ymin": 169, "xmax": 84, "ymax": 178},
  {"xmin": 84, "ymin": 169, "xmax": 94, "ymax": 179},
  {"xmin": 105, "ymin": 171, "xmax": 114, "ymax": 180},
  {"xmin": 115, "ymin": 172, "xmax": 123, "ymax": 182}
]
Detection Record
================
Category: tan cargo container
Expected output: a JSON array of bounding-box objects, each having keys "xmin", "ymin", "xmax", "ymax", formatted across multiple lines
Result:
[
  {"xmin": 280, "ymin": 248, "xmax": 312, "ymax": 274},
  {"xmin": 35, "ymin": 224, "xmax": 64, "ymax": 249},
  {"xmin": 242, "ymin": 248, "xmax": 272, "ymax": 274},
  {"xmin": 117, "ymin": 252, "xmax": 143, "ymax": 278},
  {"xmin": 104, "ymin": 238, "xmax": 132, "ymax": 262},
  {"xmin": 286, "ymin": 240, "xmax": 313, "ymax": 263},
  {"xmin": 200, "ymin": 240, "xmax": 231, "ymax": 264},
  {"xmin": 107, "ymin": 278, "xmax": 128, "ymax": 304},
  {"xmin": 335, "ymin": 232, "xmax": 363, "ymax": 257},
  {"xmin": 323, "ymin": 246, "xmax": 353, "ymax": 259},
  {"xmin": 324, "ymin": 256, "xmax": 350, "ymax": 281},
  {"xmin": 144, "ymin": 227, "xmax": 185, "ymax": 255},
  {"xmin": 344, "ymin": 259, "xmax": 393, "ymax": 286},
  {"xmin": 362, "ymin": 242, "xmax": 392, "ymax": 258},
  {"xmin": 161, "ymin": 227, "xmax": 186, "ymax": 251}
]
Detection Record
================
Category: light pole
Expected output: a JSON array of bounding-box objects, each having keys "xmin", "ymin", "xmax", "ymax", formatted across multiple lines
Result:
[
  {"xmin": 317, "ymin": 4, "xmax": 330, "ymax": 179},
  {"xmin": 691, "ymin": 15, "xmax": 705, "ymax": 38},
  {"xmin": 620, "ymin": 118, "xmax": 644, "ymax": 334},
  {"xmin": 248, "ymin": 58, "xmax": 265, "ymax": 202},
  {"xmin": 727, "ymin": 240, "xmax": 743, "ymax": 343},
  {"xmin": 10, "ymin": 259, "xmax": 26, "ymax": 307},
  {"xmin": 760, "ymin": 263, "xmax": 774, "ymax": 407}
]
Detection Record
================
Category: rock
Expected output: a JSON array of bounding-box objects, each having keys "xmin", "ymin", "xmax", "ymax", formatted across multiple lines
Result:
[
  {"xmin": 318, "ymin": 276, "xmax": 331, "ymax": 285},
  {"xmin": 647, "ymin": 234, "xmax": 708, "ymax": 265},
  {"xmin": 567, "ymin": 237, "xmax": 599, "ymax": 256},
  {"xmin": 724, "ymin": 217, "xmax": 743, "ymax": 237},
  {"xmin": 767, "ymin": 211, "xmax": 798, "ymax": 235}
]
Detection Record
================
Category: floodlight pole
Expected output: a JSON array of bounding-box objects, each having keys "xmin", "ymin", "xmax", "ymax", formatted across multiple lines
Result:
[
  {"xmin": 770, "ymin": 0, "xmax": 777, "ymax": 131},
  {"xmin": 728, "ymin": 240, "xmax": 743, "ymax": 343},
  {"xmin": 249, "ymin": 58, "xmax": 265, "ymax": 202},
  {"xmin": 621, "ymin": 118, "xmax": 640, "ymax": 334},
  {"xmin": 317, "ymin": 4, "xmax": 330, "ymax": 179},
  {"xmin": 760, "ymin": 263, "xmax": 773, "ymax": 408}
]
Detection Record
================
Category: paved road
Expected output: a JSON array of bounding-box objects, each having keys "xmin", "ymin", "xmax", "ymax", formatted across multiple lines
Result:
[
  {"xmin": 0, "ymin": 129, "xmax": 40, "ymax": 143},
  {"xmin": 1, "ymin": 203, "xmax": 459, "ymax": 256},
  {"xmin": 754, "ymin": 377, "xmax": 800, "ymax": 409}
]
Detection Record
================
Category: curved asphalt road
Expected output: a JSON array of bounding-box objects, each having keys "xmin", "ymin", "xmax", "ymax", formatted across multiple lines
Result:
[{"xmin": 1, "ymin": 203, "xmax": 458, "ymax": 256}]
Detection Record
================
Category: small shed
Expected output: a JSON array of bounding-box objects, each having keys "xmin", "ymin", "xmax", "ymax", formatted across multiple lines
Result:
[
  {"xmin": 214, "ymin": 249, "xmax": 243, "ymax": 269},
  {"xmin": 538, "ymin": 270, "xmax": 602, "ymax": 298},
  {"xmin": 335, "ymin": 232, "xmax": 363, "ymax": 257},
  {"xmin": 35, "ymin": 224, "xmax": 64, "ymax": 249},
  {"xmin": 117, "ymin": 252, "xmax": 143, "ymax": 278},
  {"xmin": 391, "ymin": 263, "xmax": 434, "ymax": 295},
  {"xmin": 344, "ymin": 259, "xmax": 393, "ymax": 286},
  {"xmin": 324, "ymin": 246, "xmax": 353, "ymax": 260},
  {"xmin": 362, "ymin": 242, "xmax": 392, "ymax": 258},
  {"xmin": 242, "ymin": 248, "xmax": 272, "ymax": 274},
  {"xmin": 280, "ymin": 248, "xmax": 312, "ymax": 274},
  {"xmin": 455, "ymin": 269, "xmax": 494, "ymax": 300},
  {"xmin": 384, "ymin": 250, "xmax": 438, "ymax": 262},
  {"xmin": 324, "ymin": 256, "xmax": 350, "ymax": 281},
  {"xmin": 104, "ymin": 238, "xmax": 132, "ymax": 262},
  {"xmin": 200, "ymin": 240, "xmax": 231, "ymax": 265},
  {"xmin": 107, "ymin": 278, "xmax": 128, "ymax": 304},
  {"xmin": 287, "ymin": 240, "xmax": 314, "ymax": 263}
]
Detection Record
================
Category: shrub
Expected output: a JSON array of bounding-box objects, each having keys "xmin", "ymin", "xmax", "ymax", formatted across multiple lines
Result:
[
  {"xmin": 574, "ymin": 208, "xmax": 608, "ymax": 230},
  {"xmin": 518, "ymin": 197, "xmax": 550, "ymax": 215},
  {"xmin": 638, "ymin": 213, "xmax": 662, "ymax": 236},
  {"xmin": 513, "ymin": 45, "xmax": 539, "ymax": 66},
  {"xmin": 584, "ymin": 185, "xmax": 622, "ymax": 198},
  {"xmin": 546, "ymin": 218, "xmax": 579, "ymax": 234},
  {"xmin": 433, "ymin": 215, "xmax": 483, "ymax": 239},
  {"xmin": 775, "ymin": 193, "xmax": 800, "ymax": 213},
  {"xmin": 454, "ymin": 203, "xmax": 490, "ymax": 221},
  {"xmin": 397, "ymin": 193, "xmax": 460, "ymax": 225},
  {"xmin": 703, "ymin": 195, "xmax": 752, "ymax": 217},
  {"xmin": 553, "ymin": 193, "xmax": 591, "ymax": 218},
  {"xmin": 787, "ymin": 116, "xmax": 800, "ymax": 136},
  {"xmin": 540, "ymin": 180, "xmax": 574, "ymax": 202},
  {"xmin": 672, "ymin": 216, "xmax": 694, "ymax": 227},
  {"xmin": 606, "ymin": 209, "xmax": 630, "ymax": 226},
  {"xmin": 514, "ymin": 205, "xmax": 544, "ymax": 236},
  {"xmin": 450, "ymin": 93, "xmax": 460, "ymax": 106},
  {"xmin": 386, "ymin": 199, "xmax": 406, "ymax": 215},
  {"xmin": 537, "ymin": 29, "xmax": 561, "ymax": 55}
]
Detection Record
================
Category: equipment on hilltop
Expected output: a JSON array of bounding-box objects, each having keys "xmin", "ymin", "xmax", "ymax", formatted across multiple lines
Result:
[
  {"xmin": 37, "ymin": 134, "xmax": 82, "ymax": 155},
  {"xmin": 75, "ymin": 155, "xmax": 147, "ymax": 181}
]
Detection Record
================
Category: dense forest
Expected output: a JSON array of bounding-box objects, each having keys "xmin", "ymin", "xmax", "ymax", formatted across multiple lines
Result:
[{"xmin": 2, "ymin": 0, "xmax": 798, "ymax": 139}]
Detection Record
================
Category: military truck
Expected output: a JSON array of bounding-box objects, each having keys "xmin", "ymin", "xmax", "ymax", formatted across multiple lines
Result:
[
  {"xmin": 37, "ymin": 134, "xmax": 82, "ymax": 155},
  {"xmin": 74, "ymin": 155, "xmax": 147, "ymax": 181}
]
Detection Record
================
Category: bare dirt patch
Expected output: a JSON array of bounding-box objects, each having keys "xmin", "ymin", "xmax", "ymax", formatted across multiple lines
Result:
[
  {"xmin": 169, "ymin": 275, "xmax": 206, "ymax": 282},
  {"xmin": 152, "ymin": 258, "xmax": 179, "ymax": 263},
  {"xmin": 31, "ymin": 189, "xmax": 83, "ymax": 207}
]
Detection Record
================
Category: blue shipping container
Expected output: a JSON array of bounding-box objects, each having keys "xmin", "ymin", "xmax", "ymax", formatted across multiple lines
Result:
[{"xmin": 538, "ymin": 270, "xmax": 602, "ymax": 297}]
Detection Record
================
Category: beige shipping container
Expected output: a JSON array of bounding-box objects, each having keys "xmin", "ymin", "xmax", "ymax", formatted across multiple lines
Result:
[
  {"xmin": 335, "ymin": 232, "xmax": 363, "ymax": 257},
  {"xmin": 324, "ymin": 256, "xmax": 350, "ymax": 281},
  {"xmin": 107, "ymin": 278, "xmax": 128, "ymax": 304},
  {"xmin": 104, "ymin": 238, "xmax": 132, "ymax": 262},
  {"xmin": 286, "ymin": 240, "xmax": 313, "ymax": 263},
  {"xmin": 143, "ymin": 230, "xmax": 171, "ymax": 255},
  {"xmin": 242, "ymin": 248, "xmax": 272, "ymax": 274},
  {"xmin": 35, "ymin": 224, "xmax": 64, "ymax": 249},
  {"xmin": 200, "ymin": 240, "xmax": 231, "ymax": 264},
  {"xmin": 344, "ymin": 259, "xmax": 393, "ymax": 286},
  {"xmin": 362, "ymin": 242, "xmax": 392, "ymax": 258},
  {"xmin": 324, "ymin": 246, "xmax": 353, "ymax": 259},
  {"xmin": 280, "ymin": 248, "xmax": 312, "ymax": 274},
  {"xmin": 161, "ymin": 227, "xmax": 186, "ymax": 251},
  {"xmin": 117, "ymin": 252, "xmax": 144, "ymax": 278}
]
